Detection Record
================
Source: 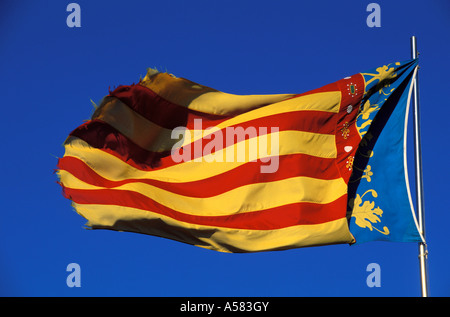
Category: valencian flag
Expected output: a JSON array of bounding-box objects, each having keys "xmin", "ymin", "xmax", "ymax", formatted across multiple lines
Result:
[{"xmin": 57, "ymin": 59, "xmax": 423, "ymax": 252}]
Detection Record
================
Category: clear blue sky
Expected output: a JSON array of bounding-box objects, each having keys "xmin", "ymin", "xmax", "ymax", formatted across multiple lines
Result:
[{"xmin": 1, "ymin": 0, "xmax": 449, "ymax": 297}]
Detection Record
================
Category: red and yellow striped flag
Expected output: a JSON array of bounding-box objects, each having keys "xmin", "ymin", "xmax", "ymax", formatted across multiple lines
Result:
[{"xmin": 57, "ymin": 67, "xmax": 374, "ymax": 252}]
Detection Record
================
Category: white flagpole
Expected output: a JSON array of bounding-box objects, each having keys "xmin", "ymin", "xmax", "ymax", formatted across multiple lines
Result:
[{"xmin": 410, "ymin": 35, "xmax": 429, "ymax": 297}]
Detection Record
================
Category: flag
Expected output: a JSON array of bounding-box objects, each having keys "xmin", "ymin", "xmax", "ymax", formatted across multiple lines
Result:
[{"xmin": 57, "ymin": 59, "xmax": 422, "ymax": 253}]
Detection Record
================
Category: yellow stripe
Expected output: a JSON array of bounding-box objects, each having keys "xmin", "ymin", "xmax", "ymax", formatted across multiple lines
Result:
[
  {"xmin": 206, "ymin": 90, "xmax": 341, "ymax": 123},
  {"xmin": 63, "ymin": 130, "xmax": 336, "ymax": 182},
  {"xmin": 73, "ymin": 203, "xmax": 355, "ymax": 253},
  {"xmin": 140, "ymin": 72, "xmax": 296, "ymax": 115},
  {"xmin": 93, "ymin": 90, "xmax": 340, "ymax": 153},
  {"xmin": 183, "ymin": 91, "xmax": 341, "ymax": 146},
  {"xmin": 59, "ymin": 169, "xmax": 347, "ymax": 216}
]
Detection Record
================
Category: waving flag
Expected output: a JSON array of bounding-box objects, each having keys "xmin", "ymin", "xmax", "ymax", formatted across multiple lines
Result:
[{"xmin": 57, "ymin": 59, "xmax": 422, "ymax": 252}]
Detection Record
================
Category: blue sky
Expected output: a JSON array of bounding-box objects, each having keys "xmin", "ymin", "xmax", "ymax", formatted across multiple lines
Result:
[{"xmin": 1, "ymin": 0, "xmax": 449, "ymax": 297}]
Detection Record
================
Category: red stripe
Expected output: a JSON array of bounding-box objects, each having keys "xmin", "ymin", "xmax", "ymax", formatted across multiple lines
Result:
[
  {"xmin": 69, "ymin": 107, "xmax": 336, "ymax": 170},
  {"xmin": 109, "ymin": 84, "xmax": 231, "ymax": 130},
  {"xmin": 62, "ymin": 186, "xmax": 347, "ymax": 230},
  {"xmin": 168, "ymin": 109, "xmax": 336, "ymax": 162},
  {"xmin": 58, "ymin": 153, "xmax": 339, "ymax": 198},
  {"xmin": 185, "ymin": 108, "xmax": 336, "ymax": 135}
]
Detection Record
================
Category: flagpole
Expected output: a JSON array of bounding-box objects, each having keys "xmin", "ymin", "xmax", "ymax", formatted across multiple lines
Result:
[{"xmin": 410, "ymin": 35, "xmax": 429, "ymax": 297}]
